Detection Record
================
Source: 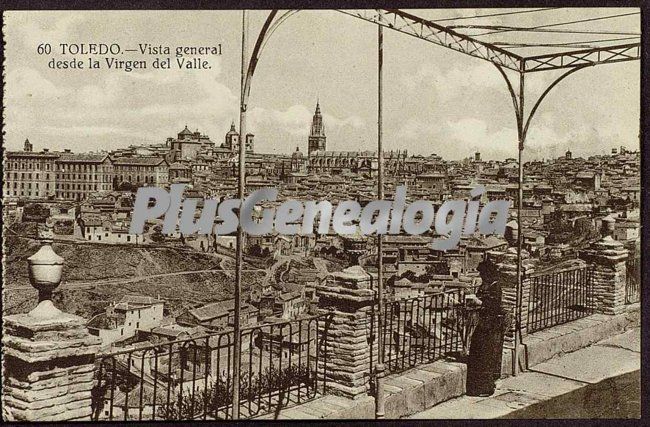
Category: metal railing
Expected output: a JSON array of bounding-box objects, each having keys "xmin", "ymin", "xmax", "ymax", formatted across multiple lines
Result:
[
  {"xmin": 379, "ymin": 289, "xmax": 467, "ymax": 374},
  {"xmin": 625, "ymin": 256, "xmax": 640, "ymax": 304},
  {"xmin": 91, "ymin": 314, "xmax": 328, "ymax": 421},
  {"xmin": 526, "ymin": 266, "xmax": 594, "ymax": 333}
]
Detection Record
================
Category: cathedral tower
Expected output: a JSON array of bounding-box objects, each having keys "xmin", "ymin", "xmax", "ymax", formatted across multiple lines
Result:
[
  {"xmin": 224, "ymin": 121, "xmax": 253, "ymax": 153},
  {"xmin": 308, "ymin": 101, "xmax": 326, "ymax": 155}
]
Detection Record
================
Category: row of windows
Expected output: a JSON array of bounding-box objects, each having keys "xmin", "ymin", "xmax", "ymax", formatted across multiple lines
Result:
[
  {"xmin": 6, "ymin": 161, "xmax": 113, "ymax": 172},
  {"xmin": 5, "ymin": 188, "xmax": 110, "ymax": 200},
  {"xmin": 6, "ymin": 180, "xmax": 120, "ymax": 191},
  {"xmin": 11, "ymin": 173, "xmax": 160, "ymax": 182},
  {"xmin": 6, "ymin": 179, "xmax": 147, "ymax": 193},
  {"xmin": 6, "ymin": 180, "xmax": 125, "ymax": 190},
  {"xmin": 7, "ymin": 173, "xmax": 51, "ymax": 180},
  {"xmin": 116, "ymin": 175, "xmax": 158, "ymax": 183},
  {"xmin": 6, "ymin": 189, "xmax": 49, "ymax": 197},
  {"xmin": 114, "ymin": 165, "xmax": 159, "ymax": 172},
  {"xmin": 6, "ymin": 172, "xmax": 115, "ymax": 181},
  {"xmin": 7, "ymin": 172, "xmax": 150, "ymax": 182},
  {"xmin": 57, "ymin": 173, "xmax": 110, "ymax": 181},
  {"xmin": 6, "ymin": 162, "xmax": 53, "ymax": 171},
  {"xmin": 87, "ymin": 233, "xmax": 135, "ymax": 242},
  {"xmin": 57, "ymin": 183, "xmax": 102, "ymax": 190},
  {"xmin": 7, "ymin": 182, "xmax": 51, "ymax": 189},
  {"xmin": 6, "ymin": 171, "xmax": 167, "ymax": 182},
  {"xmin": 59, "ymin": 163, "xmax": 108, "ymax": 172},
  {"xmin": 55, "ymin": 192, "xmax": 93, "ymax": 200}
]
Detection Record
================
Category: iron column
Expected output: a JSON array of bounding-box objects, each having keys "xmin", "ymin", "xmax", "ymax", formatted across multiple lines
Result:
[
  {"xmin": 374, "ymin": 19, "xmax": 386, "ymax": 420},
  {"xmin": 232, "ymin": 9, "xmax": 248, "ymax": 419},
  {"xmin": 513, "ymin": 70, "xmax": 525, "ymax": 376}
]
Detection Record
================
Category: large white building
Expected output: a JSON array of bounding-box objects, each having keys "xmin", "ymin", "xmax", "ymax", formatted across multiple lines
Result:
[{"xmin": 87, "ymin": 295, "xmax": 165, "ymax": 347}]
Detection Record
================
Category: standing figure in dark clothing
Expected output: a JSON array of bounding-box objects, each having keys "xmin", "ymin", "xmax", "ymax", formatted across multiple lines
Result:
[{"xmin": 466, "ymin": 259, "xmax": 514, "ymax": 396}]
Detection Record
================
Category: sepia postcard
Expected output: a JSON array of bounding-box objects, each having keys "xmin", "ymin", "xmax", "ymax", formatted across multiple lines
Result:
[{"xmin": 1, "ymin": 5, "xmax": 643, "ymax": 422}]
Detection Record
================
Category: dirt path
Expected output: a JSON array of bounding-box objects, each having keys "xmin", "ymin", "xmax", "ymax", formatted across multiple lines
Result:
[
  {"xmin": 261, "ymin": 254, "xmax": 303, "ymax": 289},
  {"xmin": 9, "ymin": 267, "xmax": 266, "ymax": 291}
]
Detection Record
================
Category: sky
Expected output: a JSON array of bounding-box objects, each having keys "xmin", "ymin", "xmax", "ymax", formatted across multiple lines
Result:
[{"xmin": 3, "ymin": 9, "xmax": 641, "ymax": 160}]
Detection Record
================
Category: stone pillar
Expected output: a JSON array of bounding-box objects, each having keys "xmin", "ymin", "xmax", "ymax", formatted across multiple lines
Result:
[
  {"xmin": 315, "ymin": 266, "xmax": 377, "ymax": 399},
  {"xmin": 580, "ymin": 236, "xmax": 628, "ymax": 315},
  {"xmin": 2, "ymin": 241, "xmax": 101, "ymax": 421},
  {"xmin": 482, "ymin": 248, "xmax": 535, "ymax": 342}
]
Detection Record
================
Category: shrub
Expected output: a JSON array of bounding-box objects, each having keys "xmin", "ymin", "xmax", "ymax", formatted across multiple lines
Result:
[{"xmin": 156, "ymin": 364, "xmax": 314, "ymax": 420}]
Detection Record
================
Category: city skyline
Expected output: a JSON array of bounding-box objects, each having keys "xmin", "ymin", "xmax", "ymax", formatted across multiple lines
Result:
[
  {"xmin": 3, "ymin": 9, "xmax": 640, "ymax": 160},
  {"xmin": 8, "ymin": 113, "xmax": 638, "ymax": 163}
]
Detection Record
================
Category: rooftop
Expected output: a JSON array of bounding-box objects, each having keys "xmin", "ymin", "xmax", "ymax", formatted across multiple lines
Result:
[
  {"xmin": 111, "ymin": 156, "xmax": 167, "ymax": 166},
  {"xmin": 58, "ymin": 152, "xmax": 109, "ymax": 163}
]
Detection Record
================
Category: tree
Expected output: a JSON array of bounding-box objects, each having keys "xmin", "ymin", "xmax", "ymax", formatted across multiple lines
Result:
[
  {"xmin": 248, "ymin": 244, "xmax": 263, "ymax": 257},
  {"xmin": 248, "ymin": 244, "xmax": 271, "ymax": 258},
  {"xmin": 546, "ymin": 219, "xmax": 575, "ymax": 245},
  {"xmin": 150, "ymin": 225, "xmax": 165, "ymax": 243},
  {"xmin": 91, "ymin": 361, "xmax": 139, "ymax": 420},
  {"xmin": 22, "ymin": 203, "xmax": 49, "ymax": 223},
  {"xmin": 116, "ymin": 181, "xmax": 135, "ymax": 192},
  {"xmin": 573, "ymin": 217, "xmax": 599, "ymax": 244},
  {"xmin": 546, "ymin": 217, "xmax": 598, "ymax": 246}
]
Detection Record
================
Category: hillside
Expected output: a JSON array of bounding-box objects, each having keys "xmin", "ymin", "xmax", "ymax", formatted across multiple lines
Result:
[{"xmin": 3, "ymin": 226, "xmax": 264, "ymax": 319}]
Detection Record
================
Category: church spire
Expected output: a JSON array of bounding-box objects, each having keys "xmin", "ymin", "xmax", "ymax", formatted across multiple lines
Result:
[
  {"xmin": 308, "ymin": 100, "xmax": 326, "ymax": 155},
  {"xmin": 310, "ymin": 100, "xmax": 325, "ymax": 137}
]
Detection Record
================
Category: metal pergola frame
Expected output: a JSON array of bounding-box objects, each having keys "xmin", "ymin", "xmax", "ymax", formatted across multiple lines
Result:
[
  {"xmin": 342, "ymin": 9, "xmax": 641, "ymax": 72},
  {"xmin": 230, "ymin": 8, "xmax": 641, "ymax": 419}
]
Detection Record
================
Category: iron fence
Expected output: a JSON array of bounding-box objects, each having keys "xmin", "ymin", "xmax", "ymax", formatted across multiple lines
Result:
[
  {"xmin": 91, "ymin": 314, "xmax": 328, "ymax": 421},
  {"xmin": 625, "ymin": 256, "xmax": 640, "ymax": 304},
  {"xmin": 379, "ymin": 289, "xmax": 467, "ymax": 374},
  {"xmin": 526, "ymin": 265, "xmax": 594, "ymax": 333}
]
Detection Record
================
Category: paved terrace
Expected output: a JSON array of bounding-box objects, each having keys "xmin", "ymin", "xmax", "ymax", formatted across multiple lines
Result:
[
  {"xmin": 255, "ymin": 304, "xmax": 639, "ymax": 420},
  {"xmin": 411, "ymin": 326, "xmax": 640, "ymax": 419}
]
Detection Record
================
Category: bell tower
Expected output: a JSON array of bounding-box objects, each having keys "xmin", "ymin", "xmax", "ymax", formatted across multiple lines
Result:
[
  {"xmin": 224, "ymin": 120, "xmax": 239, "ymax": 152},
  {"xmin": 308, "ymin": 101, "xmax": 326, "ymax": 155}
]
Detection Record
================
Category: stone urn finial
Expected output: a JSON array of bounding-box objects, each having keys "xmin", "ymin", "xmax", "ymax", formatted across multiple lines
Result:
[{"xmin": 27, "ymin": 238, "xmax": 64, "ymax": 318}]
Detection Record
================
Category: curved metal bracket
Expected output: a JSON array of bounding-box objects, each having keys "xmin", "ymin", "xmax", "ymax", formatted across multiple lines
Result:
[
  {"xmin": 495, "ymin": 63, "xmax": 593, "ymax": 145},
  {"xmin": 241, "ymin": 10, "xmax": 280, "ymax": 111},
  {"xmin": 259, "ymin": 10, "xmax": 300, "ymax": 56},
  {"xmin": 243, "ymin": 10, "xmax": 300, "ymax": 112},
  {"xmin": 494, "ymin": 64, "xmax": 522, "ymax": 138},
  {"xmin": 522, "ymin": 64, "xmax": 592, "ymax": 142}
]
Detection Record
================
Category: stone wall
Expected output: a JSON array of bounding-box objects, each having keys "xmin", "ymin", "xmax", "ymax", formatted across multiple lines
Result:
[
  {"xmin": 580, "ymin": 236, "xmax": 629, "ymax": 315},
  {"xmin": 481, "ymin": 248, "xmax": 535, "ymax": 342},
  {"xmin": 3, "ymin": 312, "xmax": 102, "ymax": 421}
]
